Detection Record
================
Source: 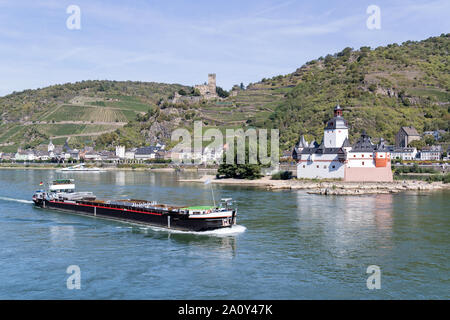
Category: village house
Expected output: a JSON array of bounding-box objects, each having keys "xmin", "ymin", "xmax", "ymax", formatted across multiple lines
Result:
[
  {"xmin": 175, "ymin": 147, "xmax": 203, "ymax": 163},
  {"xmin": 0, "ymin": 152, "xmax": 14, "ymax": 161},
  {"xmin": 395, "ymin": 126, "xmax": 420, "ymax": 147},
  {"xmin": 34, "ymin": 150, "xmax": 51, "ymax": 161},
  {"xmin": 202, "ymin": 145, "xmax": 224, "ymax": 164},
  {"xmin": 390, "ymin": 147, "xmax": 418, "ymax": 161},
  {"xmin": 280, "ymin": 150, "xmax": 293, "ymax": 161},
  {"xmin": 125, "ymin": 148, "xmax": 136, "ymax": 160},
  {"xmin": 69, "ymin": 150, "xmax": 80, "ymax": 161},
  {"xmin": 115, "ymin": 145, "xmax": 163, "ymax": 162},
  {"xmin": 423, "ymin": 130, "xmax": 446, "ymax": 141},
  {"xmin": 164, "ymin": 150, "xmax": 176, "ymax": 161},
  {"xmin": 14, "ymin": 150, "xmax": 36, "ymax": 161},
  {"xmin": 83, "ymin": 151, "xmax": 102, "ymax": 162},
  {"xmin": 100, "ymin": 151, "xmax": 119, "ymax": 163},
  {"xmin": 134, "ymin": 146, "xmax": 160, "ymax": 161},
  {"xmin": 155, "ymin": 150, "xmax": 166, "ymax": 160},
  {"xmin": 79, "ymin": 146, "xmax": 93, "ymax": 160},
  {"xmin": 419, "ymin": 145, "xmax": 442, "ymax": 161},
  {"xmin": 49, "ymin": 145, "xmax": 63, "ymax": 160}
]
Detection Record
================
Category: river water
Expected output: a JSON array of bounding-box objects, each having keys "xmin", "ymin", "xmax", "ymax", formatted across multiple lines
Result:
[{"xmin": 0, "ymin": 169, "xmax": 448, "ymax": 299}]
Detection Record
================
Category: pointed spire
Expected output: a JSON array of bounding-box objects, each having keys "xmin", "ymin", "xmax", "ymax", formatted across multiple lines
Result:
[{"xmin": 297, "ymin": 135, "xmax": 309, "ymax": 148}]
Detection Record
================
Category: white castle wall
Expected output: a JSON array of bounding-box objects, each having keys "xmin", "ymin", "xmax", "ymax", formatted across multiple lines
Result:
[
  {"xmin": 346, "ymin": 152, "xmax": 376, "ymax": 168},
  {"xmin": 297, "ymin": 154, "xmax": 346, "ymax": 179}
]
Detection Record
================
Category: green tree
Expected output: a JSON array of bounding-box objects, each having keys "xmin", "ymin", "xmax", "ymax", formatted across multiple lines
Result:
[
  {"xmin": 409, "ymin": 139, "xmax": 426, "ymax": 149},
  {"xmin": 217, "ymin": 139, "xmax": 264, "ymax": 180},
  {"xmin": 423, "ymin": 134, "xmax": 435, "ymax": 146},
  {"xmin": 217, "ymin": 163, "xmax": 261, "ymax": 180},
  {"xmin": 216, "ymin": 87, "xmax": 230, "ymax": 98}
]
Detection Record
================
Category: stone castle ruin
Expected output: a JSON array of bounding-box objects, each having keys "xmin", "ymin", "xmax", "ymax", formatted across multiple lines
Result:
[{"xmin": 194, "ymin": 73, "xmax": 218, "ymax": 99}]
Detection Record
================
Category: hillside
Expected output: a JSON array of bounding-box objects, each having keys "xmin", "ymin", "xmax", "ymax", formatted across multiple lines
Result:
[
  {"xmin": 0, "ymin": 80, "xmax": 188, "ymax": 151},
  {"xmin": 156, "ymin": 33, "xmax": 449, "ymax": 150},
  {"xmin": 254, "ymin": 33, "xmax": 450, "ymax": 148},
  {"xmin": 0, "ymin": 34, "xmax": 449, "ymax": 153}
]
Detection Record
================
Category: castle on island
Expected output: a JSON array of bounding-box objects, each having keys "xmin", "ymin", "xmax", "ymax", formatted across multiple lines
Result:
[{"xmin": 293, "ymin": 105, "xmax": 393, "ymax": 182}]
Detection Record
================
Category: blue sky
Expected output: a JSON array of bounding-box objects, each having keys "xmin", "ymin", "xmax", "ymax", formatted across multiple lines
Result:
[{"xmin": 0, "ymin": 0, "xmax": 448, "ymax": 96}]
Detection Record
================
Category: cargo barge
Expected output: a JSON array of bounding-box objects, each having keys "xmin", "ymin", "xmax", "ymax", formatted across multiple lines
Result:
[{"xmin": 32, "ymin": 179, "xmax": 237, "ymax": 232}]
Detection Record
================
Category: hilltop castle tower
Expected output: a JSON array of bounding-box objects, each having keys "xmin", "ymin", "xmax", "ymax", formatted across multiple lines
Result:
[
  {"xmin": 207, "ymin": 73, "xmax": 216, "ymax": 93},
  {"xmin": 195, "ymin": 73, "xmax": 218, "ymax": 99}
]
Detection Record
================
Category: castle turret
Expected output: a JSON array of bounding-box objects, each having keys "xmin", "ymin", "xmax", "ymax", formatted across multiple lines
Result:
[
  {"xmin": 334, "ymin": 104, "xmax": 343, "ymax": 117},
  {"xmin": 374, "ymin": 138, "xmax": 390, "ymax": 168},
  {"xmin": 323, "ymin": 105, "xmax": 349, "ymax": 148}
]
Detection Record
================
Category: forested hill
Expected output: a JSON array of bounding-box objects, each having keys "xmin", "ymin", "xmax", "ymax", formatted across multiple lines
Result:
[{"xmin": 255, "ymin": 33, "xmax": 449, "ymax": 148}]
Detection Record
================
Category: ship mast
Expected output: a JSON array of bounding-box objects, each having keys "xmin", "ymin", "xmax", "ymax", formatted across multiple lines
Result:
[{"xmin": 204, "ymin": 178, "xmax": 216, "ymax": 207}]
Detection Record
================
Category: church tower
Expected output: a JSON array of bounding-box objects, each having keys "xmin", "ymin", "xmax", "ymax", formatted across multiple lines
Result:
[
  {"xmin": 48, "ymin": 140, "xmax": 55, "ymax": 153},
  {"xmin": 323, "ymin": 105, "xmax": 349, "ymax": 148}
]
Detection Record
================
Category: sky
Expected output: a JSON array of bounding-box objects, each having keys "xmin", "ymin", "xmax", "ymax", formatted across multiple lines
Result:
[{"xmin": 0, "ymin": 0, "xmax": 449, "ymax": 96}]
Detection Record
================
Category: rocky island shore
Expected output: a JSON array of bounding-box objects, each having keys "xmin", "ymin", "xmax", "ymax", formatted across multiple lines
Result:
[{"xmin": 178, "ymin": 175, "xmax": 450, "ymax": 195}]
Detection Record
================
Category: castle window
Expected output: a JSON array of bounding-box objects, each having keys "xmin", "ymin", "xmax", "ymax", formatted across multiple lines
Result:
[
  {"xmin": 303, "ymin": 165, "xmax": 305, "ymax": 168},
  {"xmin": 353, "ymin": 155, "xmax": 356, "ymax": 157},
  {"xmin": 323, "ymin": 165, "xmax": 327, "ymax": 169},
  {"xmin": 316, "ymin": 165, "xmax": 319, "ymax": 168},
  {"xmin": 362, "ymin": 162, "xmax": 365, "ymax": 166},
  {"xmin": 362, "ymin": 155, "xmax": 364, "ymax": 157},
  {"xmin": 332, "ymin": 165, "xmax": 336, "ymax": 169}
]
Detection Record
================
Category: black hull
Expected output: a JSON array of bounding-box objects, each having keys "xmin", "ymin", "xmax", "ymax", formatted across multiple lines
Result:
[{"xmin": 33, "ymin": 199, "xmax": 234, "ymax": 232}]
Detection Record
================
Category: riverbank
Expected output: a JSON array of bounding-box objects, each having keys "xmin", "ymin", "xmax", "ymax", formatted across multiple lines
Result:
[
  {"xmin": 0, "ymin": 164, "xmax": 217, "ymax": 172},
  {"xmin": 178, "ymin": 175, "xmax": 450, "ymax": 195}
]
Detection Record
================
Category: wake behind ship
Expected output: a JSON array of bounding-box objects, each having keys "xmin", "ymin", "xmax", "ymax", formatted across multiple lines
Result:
[{"xmin": 32, "ymin": 179, "xmax": 237, "ymax": 232}]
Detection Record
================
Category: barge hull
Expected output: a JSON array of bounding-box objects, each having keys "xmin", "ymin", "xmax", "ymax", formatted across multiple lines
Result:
[{"xmin": 34, "ymin": 200, "xmax": 232, "ymax": 232}]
